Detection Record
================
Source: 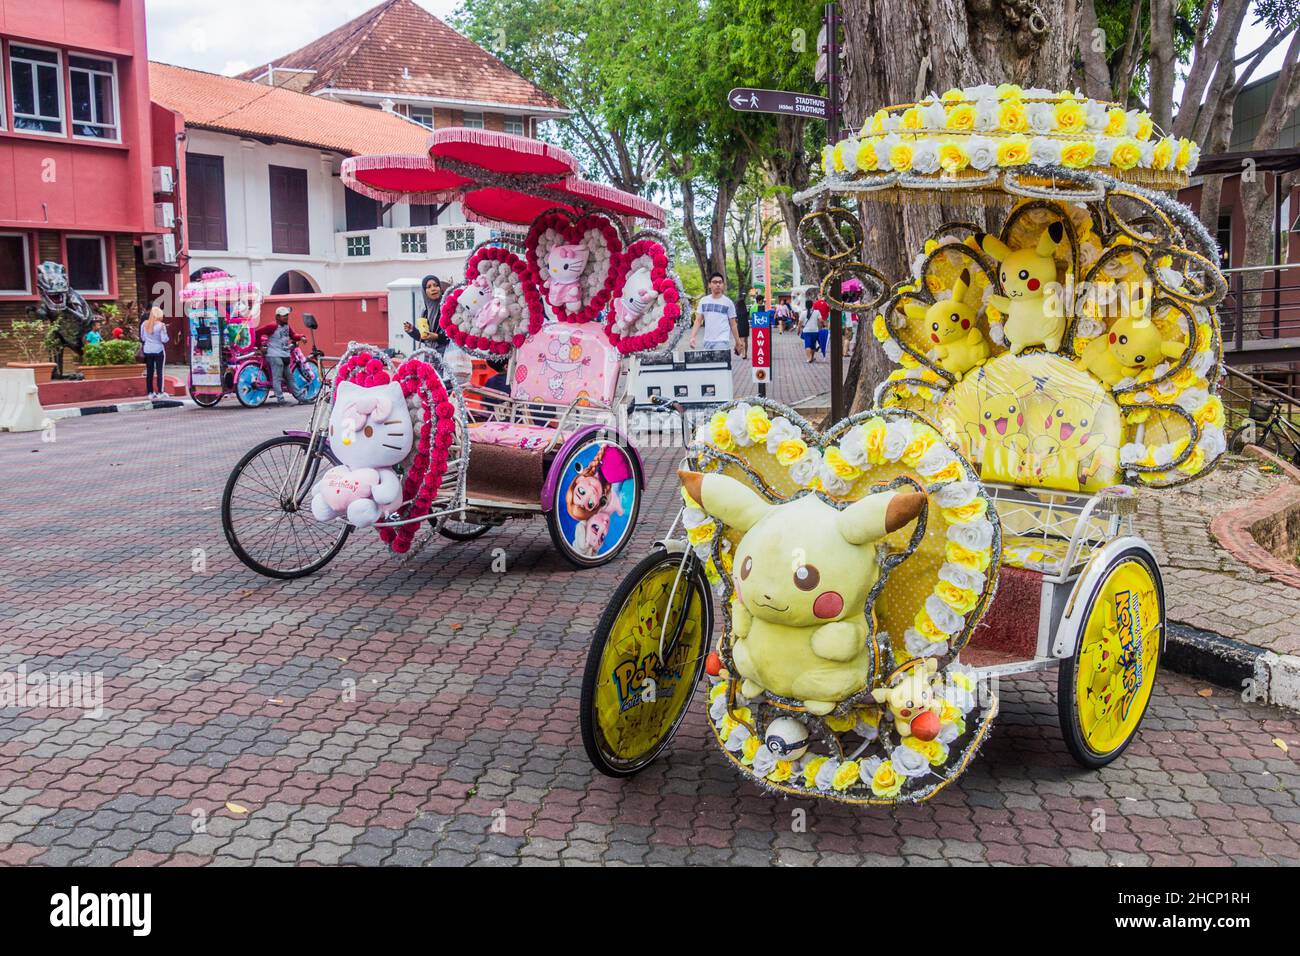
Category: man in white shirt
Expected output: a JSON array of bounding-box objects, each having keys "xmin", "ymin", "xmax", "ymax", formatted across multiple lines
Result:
[{"xmin": 689, "ymin": 272, "xmax": 739, "ymax": 353}]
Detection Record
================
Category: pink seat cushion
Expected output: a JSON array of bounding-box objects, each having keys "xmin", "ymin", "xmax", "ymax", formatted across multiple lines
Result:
[
  {"xmin": 510, "ymin": 323, "xmax": 620, "ymax": 406},
  {"xmin": 468, "ymin": 420, "xmax": 556, "ymax": 451}
]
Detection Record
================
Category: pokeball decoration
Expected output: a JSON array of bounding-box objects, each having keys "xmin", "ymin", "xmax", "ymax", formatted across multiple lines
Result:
[
  {"xmin": 524, "ymin": 210, "xmax": 623, "ymax": 325},
  {"xmin": 439, "ymin": 246, "xmax": 545, "ymax": 356},
  {"xmin": 604, "ymin": 237, "xmax": 683, "ymax": 354}
]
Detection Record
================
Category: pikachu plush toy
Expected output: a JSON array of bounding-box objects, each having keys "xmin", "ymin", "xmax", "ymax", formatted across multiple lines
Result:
[
  {"xmin": 680, "ymin": 470, "xmax": 926, "ymax": 715},
  {"xmin": 903, "ymin": 268, "xmax": 990, "ymax": 378},
  {"xmin": 982, "ymin": 222, "xmax": 1066, "ymax": 355},
  {"xmin": 1078, "ymin": 287, "xmax": 1186, "ymax": 387}
]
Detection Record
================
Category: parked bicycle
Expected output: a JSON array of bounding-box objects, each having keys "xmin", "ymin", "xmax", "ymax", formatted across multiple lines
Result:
[{"xmin": 1228, "ymin": 398, "xmax": 1300, "ymax": 465}]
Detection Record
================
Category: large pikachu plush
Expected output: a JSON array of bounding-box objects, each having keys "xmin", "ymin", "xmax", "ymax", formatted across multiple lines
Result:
[
  {"xmin": 982, "ymin": 222, "xmax": 1066, "ymax": 355},
  {"xmin": 1077, "ymin": 287, "xmax": 1186, "ymax": 387},
  {"xmin": 903, "ymin": 268, "xmax": 990, "ymax": 378},
  {"xmin": 680, "ymin": 470, "xmax": 927, "ymax": 715}
]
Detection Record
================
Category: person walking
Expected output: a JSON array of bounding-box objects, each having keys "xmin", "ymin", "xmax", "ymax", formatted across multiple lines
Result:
[
  {"xmin": 264, "ymin": 306, "xmax": 304, "ymax": 405},
  {"xmin": 139, "ymin": 306, "xmax": 169, "ymax": 399},
  {"xmin": 801, "ymin": 299, "xmax": 823, "ymax": 363},
  {"xmin": 688, "ymin": 272, "xmax": 739, "ymax": 353}
]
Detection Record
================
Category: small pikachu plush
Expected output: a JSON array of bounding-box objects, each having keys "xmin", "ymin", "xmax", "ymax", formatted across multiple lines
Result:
[
  {"xmin": 871, "ymin": 657, "xmax": 943, "ymax": 741},
  {"xmin": 902, "ymin": 268, "xmax": 990, "ymax": 378},
  {"xmin": 1077, "ymin": 288, "xmax": 1186, "ymax": 387},
  {"xmin": 982, "ymin": 223, "xmax": 1067, "ymax": 355},
  {"xmin": 680, "ymin": 470, "xmax": 927, "ymax": 715}
]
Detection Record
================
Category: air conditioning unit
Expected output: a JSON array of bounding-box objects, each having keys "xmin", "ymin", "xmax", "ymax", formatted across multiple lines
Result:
[
  {"xmin": 153, "ymin": 202, "xmax": 175, "ymax": 229},
  {"xmin": 152, "ymin": 166, "xmax": 175, "ymax": 194},
  {"xmin": 142, "ymin": 233, "xmax": 177, "ymax": 266}
]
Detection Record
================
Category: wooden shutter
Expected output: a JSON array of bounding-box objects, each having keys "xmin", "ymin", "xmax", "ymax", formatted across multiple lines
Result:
[
  {"xmin": 185, "ymin": 153, "xmax": 228, "ymax": 251},
  {"xmin": 269, "ymin": 165, "xmax": 310, "ymax": 255}
]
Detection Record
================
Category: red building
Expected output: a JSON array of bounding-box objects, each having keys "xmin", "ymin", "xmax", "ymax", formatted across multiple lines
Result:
[{"xmin": 0, "ymin": 0, "xmax": 171, "ymax": 362}]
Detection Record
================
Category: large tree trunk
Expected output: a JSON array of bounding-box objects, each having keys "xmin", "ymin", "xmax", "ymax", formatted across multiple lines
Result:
[
  {"xmin": 838, "ymin": 0, "xmax": 1082, "ymax": 413},
  {"xmin": 1148, "ymin": 1, "xmax": 1175, "ymax": 132}
]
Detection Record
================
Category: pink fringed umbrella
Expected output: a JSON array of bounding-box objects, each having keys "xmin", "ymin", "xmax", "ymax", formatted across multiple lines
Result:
[{"xmin": 341, "ymin": 153, "xmax": 471, "ymax": 204}]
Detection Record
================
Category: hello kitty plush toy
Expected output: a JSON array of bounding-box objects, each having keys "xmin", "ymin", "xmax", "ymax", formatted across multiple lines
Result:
[
  {"xmin": 474, "ymin": 285, "xmax": 511, "ymax": 337},
  {"xmin": 547, "ymin": 243, "xmax": 590, "ymax": 313},
  {"xmin": 311, "ymin": 380, "xmax": 413, "ymax": 527},
  {"xmin": 611, "ymin": 266, "xmax": 660, "ymax": 335}
]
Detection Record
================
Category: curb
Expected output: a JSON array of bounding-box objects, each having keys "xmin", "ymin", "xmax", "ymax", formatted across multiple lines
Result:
[
  {"xmin": 44, "ymin": 398, "xmax": 190, "ymax": 421},
  {"xmin": 1167, "ymin": 622, "xmax": 1300, "ymax": 711}
]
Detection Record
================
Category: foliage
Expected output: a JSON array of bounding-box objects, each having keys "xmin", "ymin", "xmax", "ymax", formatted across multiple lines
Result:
[
  {"xmin": 0, "ymin": 319, "xmax": 54, "ymax": 364},
  {"xmin": 81, "ymin": 339, "xmax": 139, "ymax": 366}
]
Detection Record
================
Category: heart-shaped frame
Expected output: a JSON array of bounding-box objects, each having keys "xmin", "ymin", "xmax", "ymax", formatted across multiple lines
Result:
[
  {"xmin": 687, "ymin": 398, "xmax": 1003, "ymax": 805},
  {"xmin": 439, "ymin": 245, "xmax": 545, "ymax": 356},
  {"xmin": 604, "ymin": 235, "xmax": 684, "ymax": 354},
  {"xmin": 525, "ymin": 210, "xmax": 624, "ymax": 324}
]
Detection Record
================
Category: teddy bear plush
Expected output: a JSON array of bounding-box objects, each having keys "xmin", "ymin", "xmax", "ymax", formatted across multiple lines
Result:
[
  {"xmin": 982, "ymin": 223, "xmax": 1066, "ymax": 355},
  {"xmin": 680, "ymin": 470, "xmax": 926, "ymax": 715}
]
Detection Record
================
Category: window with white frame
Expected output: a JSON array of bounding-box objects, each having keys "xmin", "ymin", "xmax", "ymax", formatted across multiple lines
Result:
[
  {"xmin": 503, "ymin": 116, "xmax": 525, "ymax": 136},
  {"xmin": 399, "ymin": 230, "xmax": 428, "ymax": 254},
  {"xmin": 0, "ymin": 233, "xmax": 31, "ymax": 295},
  {"xmin": 9, "ymin": 45, "xmax": 64, "ymax": 135},
  {"xmin": 66, "ymin": 235, "xmax": 108, "ymax": 294},
  {"xmin": 445, "ymin": 227, "xmax": 475, "ymax": 252},
  {"xmin": 461, "ymin": 111, "xmax": 484, "ymax": 129},
  {"xmin": 69, "ymin": 55, "xmax": 119, "ymax": 140},
  {"xmin": 346, "ymin": 235, "xmax": 371, "ymax": 257},
  {"xmin": 408, "ymin": 106, "xmax": 433, "ymax": 128}
]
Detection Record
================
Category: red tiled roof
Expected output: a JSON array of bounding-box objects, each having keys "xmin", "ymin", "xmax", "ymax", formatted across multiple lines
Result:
[
  {"xmin": 237, "ymin": 0, "xmax": 564, "ymax": 113},
  {"xmin": 149, "ymin": 61, "xmax": 431, "ymax": 156}
]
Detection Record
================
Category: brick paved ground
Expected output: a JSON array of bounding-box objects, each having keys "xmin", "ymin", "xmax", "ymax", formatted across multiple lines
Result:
[{"xmin": 0, "ymin": 331, "xmax": 1297, "ymax": 866}]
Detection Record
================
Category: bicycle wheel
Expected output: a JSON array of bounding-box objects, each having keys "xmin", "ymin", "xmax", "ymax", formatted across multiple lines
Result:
[
  {"xmin": 580, "ymin": 547, "xmax": 713, "ymax": 777},
  {"xmin": 546, "ymin": 432, "xmax": 642, "ymax": 569},
  {"xmin": 234, "ymin": 362, "xmax": 270, "ymax": 407},
  {"xmin": 436, "ymin": 516, "xmax": 493, "ymax": 541},
  {"xmin": 191, "ymin": 389, "xmax": 223, "ymax": 408},
  {"xmin": 290, "ymin": 360, "xmax": 323, "ymax": 403},
  {"xmin": 222, "ymin": 435, "xmax": 351, "ymax": 579}
]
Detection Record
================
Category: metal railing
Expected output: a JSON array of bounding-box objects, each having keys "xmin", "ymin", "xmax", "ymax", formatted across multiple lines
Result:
[{"xmin": 1221, "ymin": 262, "xmax": 1300, "ymax": 362}]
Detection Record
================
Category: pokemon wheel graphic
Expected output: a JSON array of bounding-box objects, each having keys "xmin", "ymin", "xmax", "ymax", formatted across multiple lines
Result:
[
  {"xmin": 222, "ymin": 435, "xmax": 352, "ymax": 579},
  {"xmin": 580, "ymin": 547, "xmax": 713, "ymax": 776},
  {"xmin": 548, "ymin": 434, "xmax": 642, "ymax": 569},
  {"xmin": 1058, "ymin": 549, "xmax": 1164, "ymax": 769}
]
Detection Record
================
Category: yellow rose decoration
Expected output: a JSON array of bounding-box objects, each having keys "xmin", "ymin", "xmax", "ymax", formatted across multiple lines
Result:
[
  {"xmin": 1175, "ymin": 138, "xmax": 1193, "ymax": 171},
  {"xmin": 1060, "ymin": 140, "xmax": 1097, "ymax": 169},
  {"xmin": 856, "ymin": 138, "xmax": 879, "ymax": 172},
  {"xmin": 775, "ymin": 437, "xmax": 809, "ymax": 467},
  {"xmin": 936, "ymin": 579, "xmax": 980, "ymax": 614},
  {"xmin": 802, "ymin": 756, "xmax": 828, "ymax": 789},
  {"xmin": 1135, "ymin": 113, "xmax": 1154, "ymax": 141},
  {"xmin": 941, "ymin": 496, "xmax": 988, "ymax": 523},
  {"xmin": 900, "ymin": 107, "xmax": 924, "ymax": 131},
  {"xmin": 1178, "ymin": 444, "xmax": 1207, "ymax": 474},
  {"xmin": 741, "ymin": 735, "xmax": 761, "ymax": 764},
  {"xmin": 862, "ymin": 419, "xmax": 888, "ymax": 464},
  {"xmin": 998, "ymin": 99, "xmax": 1028, "ymax": 133},
  {"xmin": 938, "ymin": 141, "xmax": 970, "ymax": 174},
  {"xmin": 708, "ymin": 412, "xmax": 734, "ymax": 451},
  {"xmin": 872, "ymin": 313, "xmax": 889, "ymax": 343},
  {"xmin": 914, "ymin": 607, "xmax": 950, "ymax": 642},
  {"xmin": 824, "ymin": 711, "xmax": 858, "ymax": 733},
  {"xmin": 941, "ymin": 88, "xmax": 965, "ymax": 103},
  {"xmin": 1104, "ymin": 108, "xmax": 1127, "ymax": 136},
  {"xmin": 945, "ymin": 104, "xmax": 976, "ymax": 131},
  {"xmin": 995, "ymin": 83, "xmax": 1023, "ymax": 98},
  {"xmin": 901, "ymin": 427, "xmax": 937, "ymax": 467},
  {"xmin": 1054, "ymin": 99, "xmax": 1086, "ymax": 134},
  {"xmin": 1152, "ymin": 137, "xmax": 1175, "ymax": 170},
  {"xmin": 824, "ymin": 445, "xmax": 863, "ymax": 483},
  {"xmin": 870, "ymin": 760, "xmax": 904, "ymax": 798},
  {"xmin": 767, "ymin": 760, "xmax": 794, "ymax": 783},
  {"xmin": 904, "ymin": 734, "xmax": 949, "ymax": 766},
  {"xmin": 996, "ymin": 135, "xmax": 1031, "ymax": 166},
  {"xmin": 832, "ymin": 141, "xmax": 849, "ymax": 172},
  {"xmin": 870, "ymin": 109, "xmax": 888, "ymax": 134},
  {"xmin": 890, "ymin": 142, "xmax": 915, "ymax": 172},
  {"xmin": 1195, "ymin": 395, "xmax": 1225, "ymax": 429},
  {"xmin": 927, "ymin": 458, "xmax": 964, "ymax": 484},
  {"xmin": 745, "ymin": 406, "xmax": 771, "ymax": 444},
  {"xmin": 946, "ymin": 539, "xmax": 992, "ymax": 572},
  {"xmin": 1110, "ymin": 139, "xmax": 1141, "ymax": 171},
  {"xmin": 686, "ymin": 522, "xmax": 715, "ymax": 547},
  {"xmin": 832, "ymin": 760, "xmax": 861, "ymax": 791}
]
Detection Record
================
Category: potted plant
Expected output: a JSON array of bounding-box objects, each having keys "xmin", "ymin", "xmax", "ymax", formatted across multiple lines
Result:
[
  {"xmin": 0, "ymin": 318, "xmax": 56, "ymax": 383},
  {"xmin": 79, "ymin": 336, "xmax": 144, "ymax": 380}
]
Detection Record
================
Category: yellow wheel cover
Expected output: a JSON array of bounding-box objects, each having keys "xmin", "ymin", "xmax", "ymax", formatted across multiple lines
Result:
[
  {"xmin": 592, "ymin": 562, "xmax": 706, "ymax": 762},
  {"xmin": 1075, "ymin": 559, "xmax": 1162, "ymax": 755}
]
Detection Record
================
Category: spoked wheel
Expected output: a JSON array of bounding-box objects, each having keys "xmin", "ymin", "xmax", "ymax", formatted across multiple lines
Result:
[
  {"xmin": 1058, "ymin": 548, "xmax": 1164, "ymax": 768},
  {"xmin": 234, "ymin": 362, "xmax": 270, "ymax": 408},
  {"xmin": 546, "ymin": 432, "xmax": 642, "ymax": 569},
  {"xmin": 290, "ymin": 360, "xmax": 323, "ymax": 403},
  {"xmin": 580, "ymin": 547, "xmax": 713, "ymax": 777},
  {"xmin": 435, "ymin": 516, "xmax": 493, "ymax": 541},
  {"xmin": 190, "ymin": 388, "xmax": 223, "ymax": 408},
  {"xmin": 222, "ymin": 435, "xmax": 351, "ymax": 578}
]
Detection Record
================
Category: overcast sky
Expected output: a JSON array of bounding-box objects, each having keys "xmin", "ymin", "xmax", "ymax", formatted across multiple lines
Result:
[{"xmin": 145, "ymin": 0, "xmax": 462, "ymax": 76}]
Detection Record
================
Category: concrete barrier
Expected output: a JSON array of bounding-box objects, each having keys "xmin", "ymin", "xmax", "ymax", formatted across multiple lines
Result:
[{"xmin": 0, "ymin": 367, "xmax": 49, "ymax": 432}]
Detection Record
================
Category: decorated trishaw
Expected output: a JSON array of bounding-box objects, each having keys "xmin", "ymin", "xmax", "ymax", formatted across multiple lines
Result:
[
  {"xmin": 182, "ymin": 271, "xmax": 322, "ymax": 408},
  {"xmin": 219, "ymin": 129, "xmax": 688, "ymax": 577},
  {"xmin": 579, "ymin": 85, "xmax": 1227, "ymax": 800}
]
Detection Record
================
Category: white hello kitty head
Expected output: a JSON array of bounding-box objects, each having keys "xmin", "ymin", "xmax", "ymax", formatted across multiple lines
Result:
[
  {"xmin": 548, "ymin": 243, "xmax": 590, "ymax": 282},
  {"xmin": 329, "ymin": 380, "xmax": 413, "ymax": 470},
  {"xmin": 614, "ymin": 266, "xmax": 660, "ymax": 326}
]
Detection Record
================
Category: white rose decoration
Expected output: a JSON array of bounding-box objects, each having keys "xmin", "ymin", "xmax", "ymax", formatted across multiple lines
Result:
[
  {"xmin": 974, "ymin": 98, "xmax": 1000, "ymax": 131},
  {"xmin": 725, "ymin": 722, "xmax": 751, "ymax": 752},
  {"xmin": 891, "ymin": 744, "xmax": 930, "ymax": 778},
  {"xmin": 967, "ymin": 136, "xmax": 996, "ymax": 171},
  {"xmin": 882, "ymin": 419, "xmax": 912, "ymax": 461},
  {"xmin": 860, "ymin": 756, "xmax": 884, "ymax": 783},
  {"xmin": 916, "ymin": 442, "xmax": 956, "ymax": 476},
  {"xmin": 939, "ymin": 561, "xmax": 985, "ymax": 593},
  {"xmin": 838, "ymin": 427, "xmax": 870, "ymax": 467},
  {"xmin": 1027, "ymin": 101, "xmax": 1055, "ymax": 134},
  {"xmin": 725, "ymin": 403, "xmax": 754, "ymax": 447},
  {"xmin": 1199, "ymin": 426, "xmax": 1226, "ymax": 460},
  {"xmin": 814, "ymin": 758, "xmax": 841, "ymax": 791},
  {"xmin": 789, "ymin": 447, "xmax": 823, "ymax": 487},
  {"xmin": 926, "ymin": 594, "xmax": 964, "ymax": 634},
  {"xmin": 905, "ymin": 627, "xmax": 948, "ymax": 657},
  {"xmin": 751, "ymin": 746, "xmax": 778, "ymax": 777},
  {"xmin": 1085, "ymin": 100, "xmax": 1107, "ymax": 130},
  {"xmin": 1119, "ymin": 442, "xmax": 1146, "ymax": 466},
  {"xmin": 947, "ymin": 518, "xmax": 993, "ymax": 551},
  {"xmin": 934, "ymin": 480, "xmax": 979, "ymax": 507},
  {"xmin": 1030, "ymin": 137, "xmax": 1062, "ymax": 165},
  {"xmin": 764, "ymin": 416, "xmax": 801, "ymax": 456},
  {"xmin": 912, "ymin": 140, "xmax": 940, "ymax": 174},
  {"xmin": 883, "ymin": 339, "xmax": 904, "ymax": 363}
]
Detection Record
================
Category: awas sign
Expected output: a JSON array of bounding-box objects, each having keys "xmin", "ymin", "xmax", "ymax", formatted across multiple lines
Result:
[{"xmin": 751, "ymin": 310, "xmax": 773, "ymax": 384}]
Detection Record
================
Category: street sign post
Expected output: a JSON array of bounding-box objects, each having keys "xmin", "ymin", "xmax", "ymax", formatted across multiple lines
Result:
[
  {"xmin": 727, "ymin": 88, "xmax": 828, "ymax": 119},
  {"xmin": 751, "ymin": 310, "xmax": 773, "ymax": 395}
]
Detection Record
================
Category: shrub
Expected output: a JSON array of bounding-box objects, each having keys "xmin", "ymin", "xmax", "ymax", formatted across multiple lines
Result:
[
  {"xmin": 81, "ymin": 338, "xmax": 140, "ymax": 366},
  {"xmin": 0, "ymin": 319, "xmax": 55, "ymax": 364}
]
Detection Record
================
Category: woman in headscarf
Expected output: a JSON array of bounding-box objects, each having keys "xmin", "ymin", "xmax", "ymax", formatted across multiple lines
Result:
[{"xmin": 404, "ymin": 274, "xmax": 447, "ymax": 353}]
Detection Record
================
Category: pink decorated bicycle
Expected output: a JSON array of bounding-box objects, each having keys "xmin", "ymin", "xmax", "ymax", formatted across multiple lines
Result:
[{"xmin": 220, "ymin": 129, "xmax": 687, "ymax": 578}]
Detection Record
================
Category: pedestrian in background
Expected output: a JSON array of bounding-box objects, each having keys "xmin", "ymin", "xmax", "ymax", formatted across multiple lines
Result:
[
  {"xmin": 814, "ymin": 299, "xmax": 832, "ymax": 358},
  {"xmin": 801, "ymin": 299, "xmax": 823, "ymax": 363},
  {"xmin": 139, "ymin": 306, "xmax": 169, "ymax": 400}
]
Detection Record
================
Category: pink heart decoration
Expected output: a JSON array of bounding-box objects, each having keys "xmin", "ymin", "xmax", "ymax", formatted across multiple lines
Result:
[
  {"xmin": 439, "ymin": 245, "xmax": 544, "ymax": 356},
  {"xmin": 524, "ymin": 211, "xmax": 624, "ymax": 325},
  {"xmin": 603, "ymin": 237, "xmax": 682, "ymax": 354},
  {"xmin": 320, "ymin": 467, "xmax": 372, "ymax": 510}
]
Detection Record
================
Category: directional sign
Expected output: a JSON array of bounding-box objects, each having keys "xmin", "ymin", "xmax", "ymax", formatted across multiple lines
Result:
[
  {"xmin": 751, "ymin": 310, "xmax": 773, "ymax": 383},
  {"xmin": 751, "ymin": 252, "xmax": 766, "ymax": 286},
  {"xmin": 728, "ymin": 88, "xmax": 828, "ymax": 120}
]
